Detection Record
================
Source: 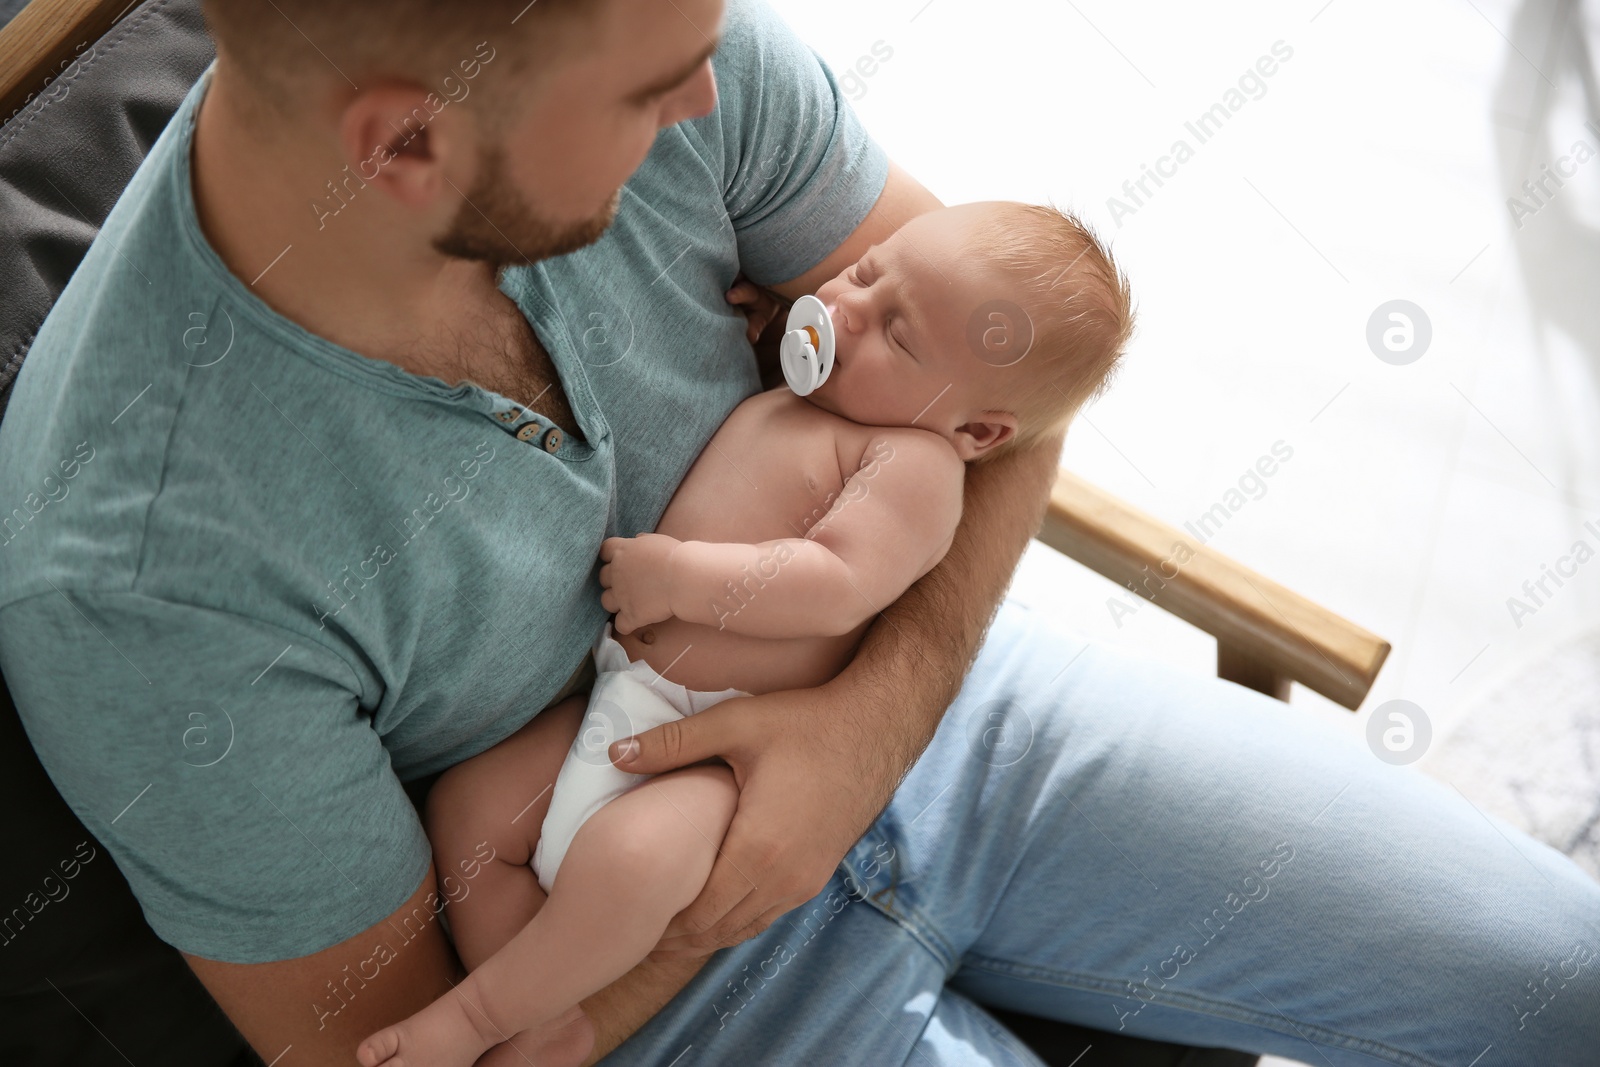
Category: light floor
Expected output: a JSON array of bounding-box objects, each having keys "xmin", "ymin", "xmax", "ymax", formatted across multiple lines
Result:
[{"xmin": 771, "ymin": 0, "xmax": 1600, "ymax": 1064}]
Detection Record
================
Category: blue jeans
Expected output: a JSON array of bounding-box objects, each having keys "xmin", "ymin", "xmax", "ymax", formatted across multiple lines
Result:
[{"xmin": 597, "ymin": 599, "xmax": 1600, "ymax": 1066}]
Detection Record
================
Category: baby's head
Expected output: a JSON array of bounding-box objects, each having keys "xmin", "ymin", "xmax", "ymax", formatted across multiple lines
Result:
[{"xmin": 804, "ymin": 201, "xmax": 1134, "ymax": 463}]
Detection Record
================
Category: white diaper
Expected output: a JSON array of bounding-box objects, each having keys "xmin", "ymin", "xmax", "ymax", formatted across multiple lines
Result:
[{"xmin": 530, "ymin": 623, "xmax": 747, "ymax": 893}]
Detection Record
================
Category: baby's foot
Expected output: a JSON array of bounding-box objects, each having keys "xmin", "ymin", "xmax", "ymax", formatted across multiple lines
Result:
[
  {"xmin": 357, "ymin": 996, "xmax": 594, "ymax": 1067},
  {"xmin": 356, "ymin": 986, "xmax": 496, "ymax": 1067}
]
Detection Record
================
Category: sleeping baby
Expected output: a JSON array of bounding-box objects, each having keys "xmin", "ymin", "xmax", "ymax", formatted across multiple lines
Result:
[{"xmin": 358, "ymin": 199, "xmax": 1134, "ymax": 1067}]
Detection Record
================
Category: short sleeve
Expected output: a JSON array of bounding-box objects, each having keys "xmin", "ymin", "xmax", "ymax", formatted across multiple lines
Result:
[
  {"xmin": 712, "ymin": 0, "xmax": 890, "ymax": 286},
  {"xmin": 0, "ymin": 591, "xmax": 431, "ymax": 964}
]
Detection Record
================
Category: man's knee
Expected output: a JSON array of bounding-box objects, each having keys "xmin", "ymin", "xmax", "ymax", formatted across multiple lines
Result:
[{"xmin": 1414, "ymin": 857, "xmax": 1600, "ymax": 1054}]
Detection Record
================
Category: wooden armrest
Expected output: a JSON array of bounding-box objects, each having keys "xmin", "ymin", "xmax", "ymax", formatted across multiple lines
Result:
[
  {"xmin": 0, "ymin": 0, "xmax": 133, "ymax": 122},
  {"xmin": 1036, "ymin": 469, "xmax": 1390, "ymax": 710}
]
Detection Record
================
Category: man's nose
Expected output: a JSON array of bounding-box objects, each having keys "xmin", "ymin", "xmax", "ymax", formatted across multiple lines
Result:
[{"xmin": 665, "ymin": 62, "xmax": 718, "ymax": 126}]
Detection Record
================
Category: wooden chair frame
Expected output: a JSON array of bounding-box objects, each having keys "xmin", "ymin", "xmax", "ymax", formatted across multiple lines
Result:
[
  {"xmin": 1042, "ymin": 470, "xmax": 1387, "ymax": 709},
  {"xmin": 0, "ymin": 0, "xmax": 133, "ymax": 123}
]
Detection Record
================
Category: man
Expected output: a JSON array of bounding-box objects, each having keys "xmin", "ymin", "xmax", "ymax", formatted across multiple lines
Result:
[{"xmin": 1, "ymin": 1, "xmax": 1596, "ymax": 1065}]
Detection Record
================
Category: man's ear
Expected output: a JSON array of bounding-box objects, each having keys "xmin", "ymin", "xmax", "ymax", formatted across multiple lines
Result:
[
  {"xmin": 950, "ymin": 412, "xmax": 1018, "ymax": 462},
  {"xmin": 337, "ymin": 82, "xmax": 467, "ymax": 211}
]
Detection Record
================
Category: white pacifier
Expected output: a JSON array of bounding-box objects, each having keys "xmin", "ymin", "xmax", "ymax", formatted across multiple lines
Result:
[{"xmin": 779, "ymin": 294, "xmax": 836, "ymax": 396}]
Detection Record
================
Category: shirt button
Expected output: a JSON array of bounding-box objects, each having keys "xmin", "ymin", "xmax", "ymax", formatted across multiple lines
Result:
[
  {"xmin": 542, "ymin": 427, "xmax": 564, "ymax": 453},
  {"xmin": 496, "ymin": 410, "xmax": 518, "ymax": 422},
  {"xmin": 515, "ymin": 423, "xmax": 542, "ymax": 443}
]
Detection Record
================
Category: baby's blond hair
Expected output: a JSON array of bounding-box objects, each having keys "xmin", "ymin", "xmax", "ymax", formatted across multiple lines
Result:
[{"xmin": 967, "ymin": 202, "xmax": 1135, "ymax": 462}]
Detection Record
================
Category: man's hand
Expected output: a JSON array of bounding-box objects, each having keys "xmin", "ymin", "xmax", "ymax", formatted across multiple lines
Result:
[
  {"xmin": 598, "ymin": 533, "xmax": 682, "ymax": 635},
  {"xmin": 609, "ymin": 676, "xmax": 892, "ymax": 959},
  {"xmin": 725, "ymin": 274, "xmax": 786, "ymax": 344}
]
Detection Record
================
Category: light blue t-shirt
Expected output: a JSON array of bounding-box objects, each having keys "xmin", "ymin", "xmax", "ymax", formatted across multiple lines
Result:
[{"xmin": 0, "ymin": 0, "xmax": 887, "ymax": 964}]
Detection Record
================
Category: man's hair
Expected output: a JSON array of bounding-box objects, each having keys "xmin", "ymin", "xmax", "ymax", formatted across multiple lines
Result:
[
  {"xmin": 968, "ymin": 202, "xmax": 1135, "ymax": 462},
  {"xmin": 201, "ymin": 0, "xmax": 597, "ymax": 123}
]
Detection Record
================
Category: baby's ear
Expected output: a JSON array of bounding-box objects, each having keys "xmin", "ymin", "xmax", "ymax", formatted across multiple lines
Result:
[{"xmin": 952, "ymin": 413, "xmax": 1017, "ymax": 461}]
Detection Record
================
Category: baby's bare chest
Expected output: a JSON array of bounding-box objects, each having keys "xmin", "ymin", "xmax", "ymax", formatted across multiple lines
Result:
[{"xmin": 652, "ymin": 392, "xmax": 871, "ymax": 545}]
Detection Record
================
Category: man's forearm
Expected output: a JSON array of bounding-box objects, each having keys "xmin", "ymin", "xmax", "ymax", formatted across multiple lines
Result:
[
  {"xmin": 579, "ymin": 954, "xmax": 711, "ymax": 1065},
  {"xmin": 836, "ymin": 430, "xmax": 1066, "ymax": 793}
]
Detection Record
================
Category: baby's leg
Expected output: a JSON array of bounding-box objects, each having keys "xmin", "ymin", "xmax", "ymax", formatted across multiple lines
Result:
[
  {"xmin": 360, "ymin": 760, "xmax": 738, "ymax": 1067},
  {"xmin": 370, "ymin": 696, "xmax": 591, "ymax": 1067},
  {"xmin": 474, "ymin": 762, "xmax": 739, "ymax": 1016},
  {"xmin": 424, "ymin": 695, "xmax": 585, "ymax": 970}
]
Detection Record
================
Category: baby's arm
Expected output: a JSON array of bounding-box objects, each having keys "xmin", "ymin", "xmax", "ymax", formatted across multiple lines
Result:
[{"xmin": 600, "ymin": 429, "xmax": 964, "ymax": 638}]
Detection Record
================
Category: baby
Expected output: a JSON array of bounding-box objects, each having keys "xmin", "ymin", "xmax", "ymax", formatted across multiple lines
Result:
[{"xmin": 358, "ymin": 200, "xmax": 1133, "ymax": 1067}]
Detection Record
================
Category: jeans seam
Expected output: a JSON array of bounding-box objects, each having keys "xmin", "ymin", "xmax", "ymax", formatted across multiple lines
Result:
[
  {"xmin": 839, "ymin": 840, "xmax": 960, "ymax": 975},
  {"xmin": 960, "ymin": 953, "xmax": 1449, "ymax": 1067}
]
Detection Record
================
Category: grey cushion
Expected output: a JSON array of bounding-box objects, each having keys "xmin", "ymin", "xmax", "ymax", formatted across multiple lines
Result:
[
  {"xmin": 0, "ymin": 0, "xmax": 32, "ymax": 32},
  {"xmin": 0, "ymin": 0, "xmax": 214, "ymax": 417}
]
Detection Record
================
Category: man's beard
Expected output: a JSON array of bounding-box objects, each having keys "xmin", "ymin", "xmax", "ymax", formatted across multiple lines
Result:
[{"xmin": 432, "ymin": 143, "xmax": 620, "ymax": 266}]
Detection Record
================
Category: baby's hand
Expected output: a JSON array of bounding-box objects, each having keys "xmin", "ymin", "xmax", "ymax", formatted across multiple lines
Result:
[
  {"xmin": 726, "ymin": 274, "xmax": 786, "ymax": 344},
  {"xmin": 599, "ymin": 534, "xmax": 681, "ymax": 635}
]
